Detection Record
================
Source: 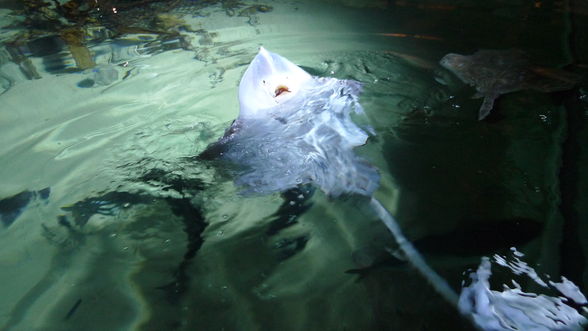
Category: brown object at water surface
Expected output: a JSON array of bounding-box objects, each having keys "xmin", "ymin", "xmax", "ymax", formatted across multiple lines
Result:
[{"xmin": 60, "ymin": 28, "xmax": 95, "ymax": 70}]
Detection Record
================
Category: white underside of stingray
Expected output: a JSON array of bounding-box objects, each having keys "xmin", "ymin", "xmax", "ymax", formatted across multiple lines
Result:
[
  {"xmin": 211, "ymin": 47, "xmax": 378, "ymax": 196},
  {"xmin": 238, "ymin": 47, "xmax": 314, "ymax": 119}
]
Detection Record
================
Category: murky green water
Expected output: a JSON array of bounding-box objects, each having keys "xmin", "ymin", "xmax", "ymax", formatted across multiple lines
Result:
[{"xmin": 1, "ymin": 0, "xmax": 587, "ymax": 330}]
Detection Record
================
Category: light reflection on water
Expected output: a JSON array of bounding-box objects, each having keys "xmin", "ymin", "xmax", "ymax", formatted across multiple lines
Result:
[{"xmin": 0, "ymin": 0, "xmax": 587, "ymax": 330}]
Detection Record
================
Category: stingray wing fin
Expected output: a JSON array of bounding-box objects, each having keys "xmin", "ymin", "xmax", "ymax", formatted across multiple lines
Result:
[{"xmin": 478, "ymin": 93, "xmax": 498, "ymax": 120}]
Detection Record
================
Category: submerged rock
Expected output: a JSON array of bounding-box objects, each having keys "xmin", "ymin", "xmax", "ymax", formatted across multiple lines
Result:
[{"xmin": 440, "ymin": 49, "xmax": 582, "ymax": 120}]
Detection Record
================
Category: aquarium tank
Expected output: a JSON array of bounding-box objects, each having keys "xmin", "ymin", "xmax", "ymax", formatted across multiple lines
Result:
[{"xmin": 0, "ymin": 0, "xmax": 587, "ymax": 330}]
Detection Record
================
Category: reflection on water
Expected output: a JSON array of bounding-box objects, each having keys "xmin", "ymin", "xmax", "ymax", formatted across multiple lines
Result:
[{"xmin": 0, "ymin": 0, "xmax": 587, "ymax": 330}]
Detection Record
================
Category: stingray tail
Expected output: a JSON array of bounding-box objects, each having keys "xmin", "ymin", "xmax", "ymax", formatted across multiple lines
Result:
[{"xmin": 369, "ymin": 197, "xmax": 459, "ymax": 307}]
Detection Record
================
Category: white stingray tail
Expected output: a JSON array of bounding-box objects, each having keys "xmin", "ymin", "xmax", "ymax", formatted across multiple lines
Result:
[{"xmin": 369, "ymin": 197, "xmax": 459, "ymax": 307}]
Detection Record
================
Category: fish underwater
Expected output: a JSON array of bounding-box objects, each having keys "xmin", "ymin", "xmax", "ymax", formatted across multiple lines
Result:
[
  {"xmin": 439, "ymin": 49, "xmax": 581, "ymax": 120},
  {"xmin": 201, "ymin": 47, "xmax": 586, "ymax": 330}
]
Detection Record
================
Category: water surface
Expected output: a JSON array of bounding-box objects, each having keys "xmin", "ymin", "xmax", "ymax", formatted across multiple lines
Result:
[{"xmin": 1, "ymin": 0, "xmax": 587, "ymax": 330}]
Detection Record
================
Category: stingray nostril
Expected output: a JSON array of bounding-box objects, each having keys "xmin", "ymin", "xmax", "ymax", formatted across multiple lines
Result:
[{"xmin": 274, "ymin": 85, "xmax": 291, "ymax": 97}]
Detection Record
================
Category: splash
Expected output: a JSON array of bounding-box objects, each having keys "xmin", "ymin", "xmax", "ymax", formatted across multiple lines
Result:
[{"xmin": 459, "ymin": 248, "xmax": 587, "ymax": 331}]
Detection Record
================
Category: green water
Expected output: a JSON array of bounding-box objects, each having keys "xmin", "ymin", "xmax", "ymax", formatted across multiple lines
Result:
[{"xmin": 0, "ymin": 0, "xmax": 587, "ymax": 330}]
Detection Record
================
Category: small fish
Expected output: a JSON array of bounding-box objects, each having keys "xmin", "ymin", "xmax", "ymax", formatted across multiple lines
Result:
[
  {"xmin": 64, "ymin": 298, "xmax": 82, "ymax": 320},
  {"xmin": 440, "ymin": 49, "xmax": 581, "ymax": 120}
]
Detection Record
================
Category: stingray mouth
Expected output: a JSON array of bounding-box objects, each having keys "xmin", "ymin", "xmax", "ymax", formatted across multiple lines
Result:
[{"xmin": 274, "ymin": 85, "xmax": 291, "ymax": 97}]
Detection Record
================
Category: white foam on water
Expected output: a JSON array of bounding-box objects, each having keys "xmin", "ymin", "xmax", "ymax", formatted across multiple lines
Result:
[{"xmin": 459, "ymin": 249, "xmax": 587, "ymax": 331}]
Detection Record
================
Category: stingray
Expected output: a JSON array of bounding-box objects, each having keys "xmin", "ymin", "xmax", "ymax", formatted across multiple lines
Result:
[
  {"xmin": 201, "ymin": 47, "xmax": 459, "ymax": 305},
  {"xmin": 440, "ymin": 49, "xmax": 581, "ymax": 120}
]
